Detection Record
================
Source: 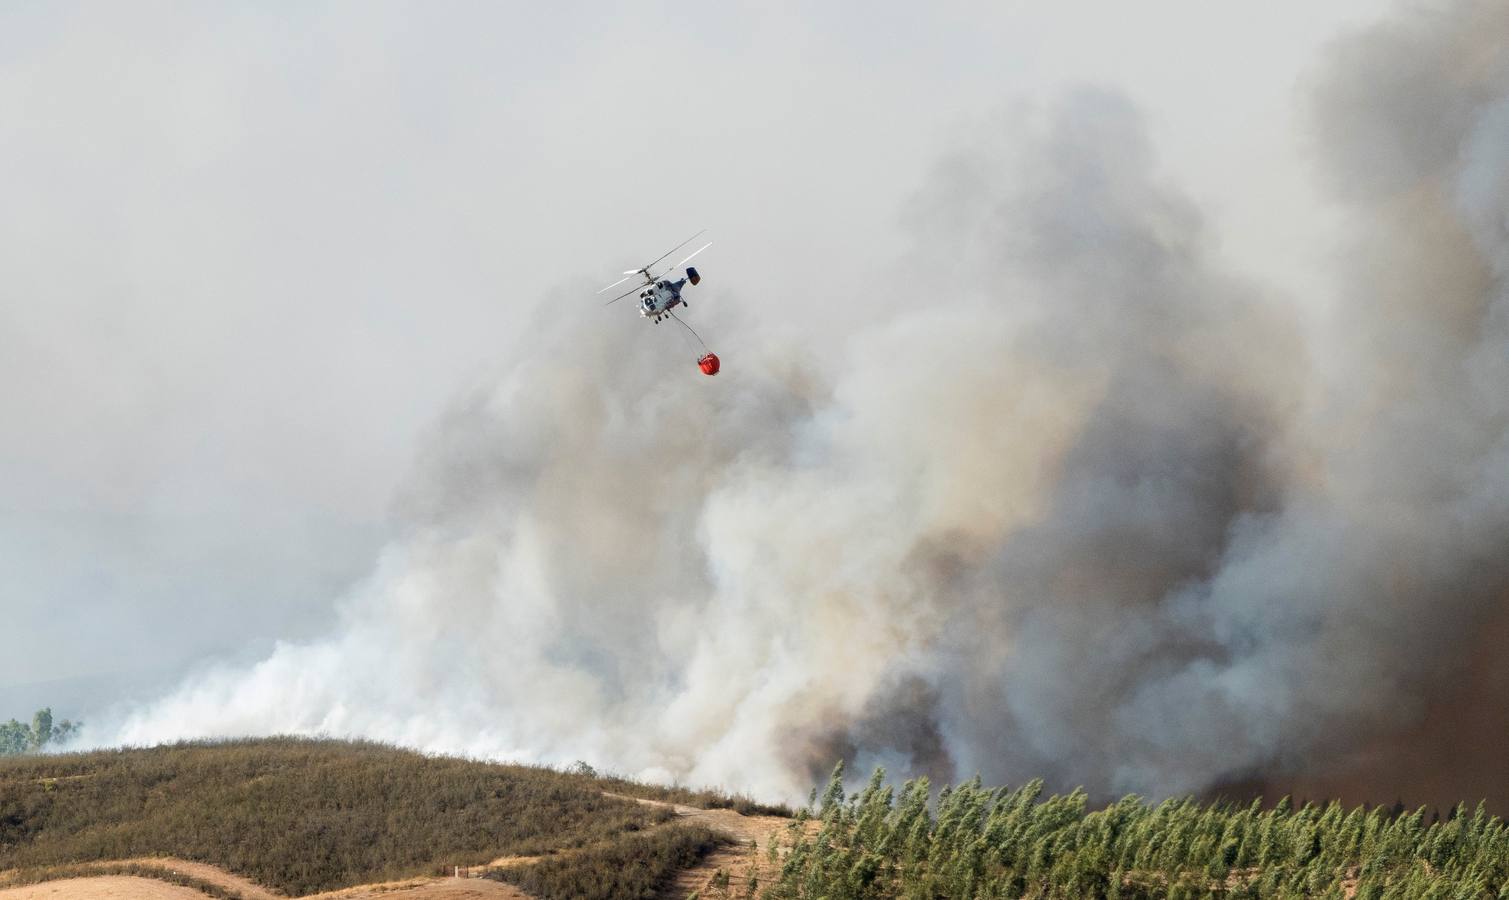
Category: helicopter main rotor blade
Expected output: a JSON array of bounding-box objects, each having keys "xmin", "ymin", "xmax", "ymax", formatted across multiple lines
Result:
[
  {"xmin": 603, "ymin": 284, "xmax": 645, "ymax": 305},
  {"xmin": 596, "ymin": 273, "xmax": 638, "ymax": 294},
  {"xmin": 598, "ymin": 230, "xmax": 705, "ymax": 301},
  {"xmin": 664, "ymin": 241, "xmax": 711, "ymax": 275},
  {"xmin": 639, "ymin": 229, "xmax": 706, "ymax": 274}
]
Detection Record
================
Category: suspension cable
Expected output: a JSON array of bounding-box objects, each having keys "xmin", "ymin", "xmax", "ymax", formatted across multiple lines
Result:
[{"xmin": 668, "ymin": 310, "xmax": 709, "ymax": 355}]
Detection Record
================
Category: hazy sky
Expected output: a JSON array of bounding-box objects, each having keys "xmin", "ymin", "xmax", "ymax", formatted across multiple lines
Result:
[{"xmin": 1, "ymin": 1, "xmax": 1379, "ymax": 714}]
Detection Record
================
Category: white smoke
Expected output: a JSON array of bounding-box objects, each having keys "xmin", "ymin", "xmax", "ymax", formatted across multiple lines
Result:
[{"xmin": 115, "ymin": 1, "xmax": 1509, "ymax": 807}]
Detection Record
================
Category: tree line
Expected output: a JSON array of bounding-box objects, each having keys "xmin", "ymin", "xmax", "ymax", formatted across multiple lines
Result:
[
  {"xmin": 765, "ymin": 761, "xmax": 1509, "ymax": 898},
  {"xmin": 0, "ymin": 708, "xmax": 80, "ymax": 756}
]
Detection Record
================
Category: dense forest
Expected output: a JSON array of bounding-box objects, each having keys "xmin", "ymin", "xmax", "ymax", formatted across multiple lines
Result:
[{"xmin": 766, "ymin": 763, "xmax": 1509, "ymax": 899}]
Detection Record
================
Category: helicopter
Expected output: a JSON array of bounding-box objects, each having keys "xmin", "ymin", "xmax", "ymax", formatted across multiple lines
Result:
[
  {"xmin": 596, "ymin": 230, "xmax": 721, "ymax": 375},
  {"xmin": 597, "ymin": 230, "xmax": 712, "ymax": 324}
]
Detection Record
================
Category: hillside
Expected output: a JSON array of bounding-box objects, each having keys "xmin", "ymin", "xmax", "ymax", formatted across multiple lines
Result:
[
  {"xmin": 0, "ymin": 739, "xmax": 788, "ymax": 900},
  {"xmin": 13, "ymin": 741, "xmax": 1509, "ymax": 898}
]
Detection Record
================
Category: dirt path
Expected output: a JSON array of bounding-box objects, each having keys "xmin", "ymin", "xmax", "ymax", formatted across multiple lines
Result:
[
  {"xmin": 601, "ymin": 794, "xmax": 800, "ymax": 899},
  {"xmin": 112, "ymin": 859, "xmax": 276, "ymax": 900},
  {"xmin": 0, "ymin": 876, "xmax": 218, "ymax": 900},
  {"xmin": 0, "ymin": 878, "xmax": 524, "ymax": 900},
  {"xmin": 0, "ymin": 861, "xmax": 529, "ymax": 900}
]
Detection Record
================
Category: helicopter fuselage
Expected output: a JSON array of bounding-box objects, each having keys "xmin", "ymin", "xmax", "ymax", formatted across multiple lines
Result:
[{"xmin": 639, "ymin": 278, "xmax": 688, "ymax": 322}]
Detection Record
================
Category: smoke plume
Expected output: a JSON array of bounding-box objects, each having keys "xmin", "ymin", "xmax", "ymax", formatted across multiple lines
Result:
[{"xmin": 117, "ymin": 0, "xmax": 1509, "ymax": 808}]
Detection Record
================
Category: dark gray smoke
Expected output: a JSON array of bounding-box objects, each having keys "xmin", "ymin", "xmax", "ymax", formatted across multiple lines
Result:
[{"xmin": 116, "ymin": 1, "xmax": 1509, "ymax": 808}]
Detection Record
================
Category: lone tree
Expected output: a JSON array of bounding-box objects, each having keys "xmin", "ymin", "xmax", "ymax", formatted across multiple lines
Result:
[{"xmin": 0, "ymin": 707, "xmax": 80, "ymax": 756}]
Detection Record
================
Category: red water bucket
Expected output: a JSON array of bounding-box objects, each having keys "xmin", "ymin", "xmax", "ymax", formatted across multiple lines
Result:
[{"xmin": 697, "ymin": 353, "xmax": 720, "ymax": 376}]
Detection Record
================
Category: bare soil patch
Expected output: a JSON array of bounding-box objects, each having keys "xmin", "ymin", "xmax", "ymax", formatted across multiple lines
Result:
[
  {"xmin": 0, "ymin": 876, "xmax": 213, "ymax": 900},
  {"xmin": 0, "ymin": 865, "xmax": 529, "ymax": 900}
]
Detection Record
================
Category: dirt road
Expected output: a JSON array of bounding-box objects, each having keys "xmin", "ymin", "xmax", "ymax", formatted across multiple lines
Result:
[{"xmin": 0, "ymin": 862, "xmax": 529, "ymax": 900}]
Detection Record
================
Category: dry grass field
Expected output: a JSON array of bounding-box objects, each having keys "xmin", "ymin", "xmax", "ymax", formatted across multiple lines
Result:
[{"xmin": 0, "ymin": 739, "xmax": 792, "ymax": 900}]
